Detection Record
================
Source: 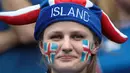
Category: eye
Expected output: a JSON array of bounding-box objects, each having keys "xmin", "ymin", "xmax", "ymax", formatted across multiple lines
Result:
[
  {"xmin": 49, "ymin": 34, "xmax": 63, "ymax": 41},
  {"xmin": 71, "ymin": 34, "xmax": 85, "ymax": 41}
]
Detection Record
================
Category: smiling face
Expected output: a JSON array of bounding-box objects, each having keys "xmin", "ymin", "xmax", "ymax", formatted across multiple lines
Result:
[{"xmin": 39, "ymin": 21, "xmax": 99, "ymax": 73}]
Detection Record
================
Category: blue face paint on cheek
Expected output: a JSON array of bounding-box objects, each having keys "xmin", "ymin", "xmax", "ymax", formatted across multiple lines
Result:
[
  {"xmin": 80, "ymin": 40, "xmax": 92, "ymax": 63},
  {"xmin": 50, "ymin": 53, "xmax": 56, "ymax": 64},
  {"xmin": 43, "ymin": 42, "xmax": 48, "ymax": 52},
  {"xmin": 50, "ymin": 43, "xmax": 58, "ymax": 63},
  {"xmin": 82, "ymin": 40, "xmax": 89, "ymax": 46},
  {"xmin": 81, "ymin": 51, "xmax": 88, "ymax": 62},
  {"xmin": 43, "ymin": 42, "xmax": 58, "ymax": 64},
  {"xmin": 51, "ymin": 43, "xmax": 58, "ymax": 51}
]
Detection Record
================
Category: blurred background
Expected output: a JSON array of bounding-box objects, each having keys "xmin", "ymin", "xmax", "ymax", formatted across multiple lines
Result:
[
  {"xmin": 94, "ymin": 0, "xmax": 130, "ymax": 73},
  {"xmin": 0, "ymin": 0, "xmax": 130, "ymax": 73}
]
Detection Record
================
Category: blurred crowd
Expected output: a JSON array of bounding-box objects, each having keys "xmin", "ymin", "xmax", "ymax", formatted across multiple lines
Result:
[{"xmin": 0, "ymin": 0, "xmax": 130, "ymax": 73}]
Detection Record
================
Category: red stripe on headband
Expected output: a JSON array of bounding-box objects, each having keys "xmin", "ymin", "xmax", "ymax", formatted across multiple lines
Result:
[
  {"xmin": 101, "ymin": 12, "xmax": 128, "ymax": 43},
  {"xmin": 55, "ymin": 0, "xmax": 87, "ymax": 6},
  {"xmin": 0, "ymin": 9, "xmax": 40, "ymax": 25}
]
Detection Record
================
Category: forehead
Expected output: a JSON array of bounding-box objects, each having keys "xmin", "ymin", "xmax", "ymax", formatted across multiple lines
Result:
[{"xmin": 44, "ymin": 21, "xmax": 93, "ymax": 34}]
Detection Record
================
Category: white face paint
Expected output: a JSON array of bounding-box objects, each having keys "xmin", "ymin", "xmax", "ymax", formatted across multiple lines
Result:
[
  {"xmin": 80, "ymin": 40, "xmax": 94, "ymax": 64},
  {"xmin": 42, "ymin": 21, "xmax": 95, "ymax": 73},
  {"xmin": 43, "ymin": 42, "xmax": 58, "ymax": 64}
]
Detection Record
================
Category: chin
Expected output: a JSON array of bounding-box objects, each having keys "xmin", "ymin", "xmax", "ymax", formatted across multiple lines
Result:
[
  {"xmin": 52, "ymin": 59, "xmax": 86, "ymax": 72},
  {"xmin": 53, "ymin": 63, "xmax": 77, "ymax": 73}
]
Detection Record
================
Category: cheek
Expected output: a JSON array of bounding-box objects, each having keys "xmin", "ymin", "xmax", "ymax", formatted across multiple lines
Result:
[
  {"xmin": 71, "ymin": 41, "xmax": 83, "ymax": 54},
  {"xmin": 71, "ymin": 40, "xmax": 93, "ymax": 55},
  {"xmin": 80, "ymin": 40, "xmax": 92, "ymax": 63},
  {"xmin": 43, "ymin": 42, "xmax": 59, "ymax": 64}
]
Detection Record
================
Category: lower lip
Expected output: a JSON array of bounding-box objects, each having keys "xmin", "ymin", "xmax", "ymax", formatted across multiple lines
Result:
[{"xmin": 59, "ymin": 57, "xmax": 75, "ymax": 61}]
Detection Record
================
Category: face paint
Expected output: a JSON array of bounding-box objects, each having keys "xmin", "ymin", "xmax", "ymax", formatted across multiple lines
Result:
[
  {"xmin": 90, "ymin": 43, "xmax": 93, "ymax": 50},
  {"xmin": 80, "ymin": 40, "xmax": 92, "ymax": 63},
  {"xmin": 43, "ymin": 42, "xmax": 58, "ymax": 64}
]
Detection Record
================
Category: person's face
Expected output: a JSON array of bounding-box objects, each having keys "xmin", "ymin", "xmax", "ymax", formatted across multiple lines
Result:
[{"xmin": 39, "ymin": 21, "xmax": 99, "ymax": 72}]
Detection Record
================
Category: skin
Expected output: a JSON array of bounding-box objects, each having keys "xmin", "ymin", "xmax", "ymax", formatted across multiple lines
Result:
[{"xmin": 39, "ymin": 21, "xmax": 99, "ymax": 73}]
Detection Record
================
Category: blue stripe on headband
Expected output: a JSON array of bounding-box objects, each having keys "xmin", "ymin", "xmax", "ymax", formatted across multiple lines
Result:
[{"xmin": 35, "ymin": 3, "xmax": 102, "ymax": 40}]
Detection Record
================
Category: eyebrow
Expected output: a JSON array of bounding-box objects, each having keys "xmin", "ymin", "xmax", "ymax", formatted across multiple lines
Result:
[
  {"xmin": 48, "ymin": 30, "xmax": 87, "ymax": 34},
  {"xmin": 46, "ymin": 31, "xmax": 63, "ymax": 37},
  {"xmin": 49, "ymin": 31, "xmax": 62, "ymax": 34}
]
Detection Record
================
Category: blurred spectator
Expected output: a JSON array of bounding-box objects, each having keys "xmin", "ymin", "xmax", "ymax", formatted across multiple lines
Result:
[
  {"xmin": 0, "ymin": 0, "xmax": 46, "ymax": 73},
  {"xmin": 115, "ymin": 0, "xmax": 130, "ymax": 28},
  {"xmin": 0, "ymin": 0, "xmax": 129, "ymax": 73},
  {"xmin": 0, "ymin": 0, "xmax": 36, "ymax": 53},
  {"xmin": 97, "ymin": 0, "xmax": 130, "ymax": 73}
]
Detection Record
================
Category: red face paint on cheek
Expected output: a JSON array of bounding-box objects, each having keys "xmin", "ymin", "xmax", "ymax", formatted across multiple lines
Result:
[
  {"xmin": 80, "ymin": 40, "xmax": 92, "ymax": 63},
  {"xmin": 43, "ymin": 42, "xmax": 59, "ymax": 64}
]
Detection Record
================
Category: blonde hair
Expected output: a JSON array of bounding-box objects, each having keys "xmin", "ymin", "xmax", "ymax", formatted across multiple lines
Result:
[
  {"xmin": 39, "ymin": 22, "xmax": 99, "ymax": 73},
  {"xmin": 86, "ymin": 55, "xmax": 97, "ymax": 73},
  {"xmin": 39, "ymin": 33, "xmax": 98, "ymax": 73}
]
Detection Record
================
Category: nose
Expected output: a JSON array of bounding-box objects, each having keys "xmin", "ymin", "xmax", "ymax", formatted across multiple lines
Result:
[{"xmin": 61, "ymin": 36, "xmax": 73, "ymax": 54}]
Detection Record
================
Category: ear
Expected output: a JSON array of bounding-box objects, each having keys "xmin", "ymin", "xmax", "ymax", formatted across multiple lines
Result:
[
  {"xmin": 91, "ymin": 40, "xmax": 100, "ymax": 54},
  {"xmin": 39, "ymin": 41, "xmax": 45, "ymax": 55}
]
